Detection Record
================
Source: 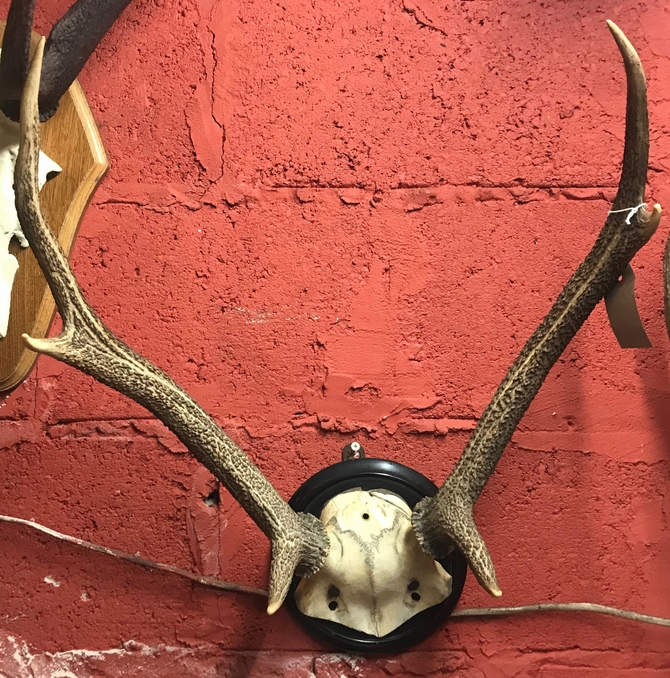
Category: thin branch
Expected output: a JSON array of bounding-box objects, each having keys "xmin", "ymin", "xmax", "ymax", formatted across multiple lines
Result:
[
  {"xmin": 0, "ymin": 514, "xmax": 267, "ymax": 597},
  {"xmin": 451, "ymin": 603, "xmax": 670, "ymax": 628},
  {"xmin": 3, "ymin": 513, "xmax": 670, "ymax": 630}
]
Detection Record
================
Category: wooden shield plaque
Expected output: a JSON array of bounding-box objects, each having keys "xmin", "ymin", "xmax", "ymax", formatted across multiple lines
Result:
[{"xmin": 0, "ymin": 23, "xmax": 108, "ymax": 392}]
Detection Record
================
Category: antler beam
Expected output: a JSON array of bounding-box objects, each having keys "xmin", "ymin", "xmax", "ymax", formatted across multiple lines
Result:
[
  {"xmin": 412, "ymin": 21, "xmax": 662, "ymax": 597},
  {"xmin": 15, "ymin": 39, "xmax": 328, "ymax": 614}
]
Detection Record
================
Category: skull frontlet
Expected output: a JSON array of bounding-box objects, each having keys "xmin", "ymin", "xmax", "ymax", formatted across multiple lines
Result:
[{"xmin": 295, "ymin": 488, "xmax": 452, "ymax": 637}]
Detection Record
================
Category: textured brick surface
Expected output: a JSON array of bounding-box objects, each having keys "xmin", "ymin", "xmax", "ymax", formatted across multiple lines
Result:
[{"xmin": 0, "ymin": 0, "xmax": 669, "ymax": 675}]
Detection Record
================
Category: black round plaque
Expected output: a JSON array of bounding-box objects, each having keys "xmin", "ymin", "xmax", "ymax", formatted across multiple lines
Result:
[{"xmin": 287, "ymin": 456, "xmax": 467, "ymax": 654}]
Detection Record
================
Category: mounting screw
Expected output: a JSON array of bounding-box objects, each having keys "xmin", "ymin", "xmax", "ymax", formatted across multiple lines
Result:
[{"xmin": 341, "ymin": 441, "xmax": 365, "ymax": 461}]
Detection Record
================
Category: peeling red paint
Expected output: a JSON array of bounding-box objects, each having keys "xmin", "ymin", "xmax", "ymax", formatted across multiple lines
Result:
[{"xmin": 1, "ymin": 0, "xmax": 670, "ymax": 675}]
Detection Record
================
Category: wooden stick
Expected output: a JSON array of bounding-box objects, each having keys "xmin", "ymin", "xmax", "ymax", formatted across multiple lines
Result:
[
  {"xmin": 0, "ymin": 513, "xmax": 267, "ymax": 597},
  {"xmin": 451, "ymin": 602, "xmax": 670, "ymax": 628},
  {"xmin": 3, "ymin": 513, "xmax": 670, "ymax": 630}
]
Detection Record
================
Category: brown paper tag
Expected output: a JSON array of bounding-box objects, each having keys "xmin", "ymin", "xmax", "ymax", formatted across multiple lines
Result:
[{"xmin": 604, "ymin": 264, "xmax": 652, "ymax": 348}]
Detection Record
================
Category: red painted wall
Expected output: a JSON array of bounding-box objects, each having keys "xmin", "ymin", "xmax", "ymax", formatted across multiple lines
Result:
[{"xmin": 1, "ymin": 0, "xmax": 669, "ymax": 675}]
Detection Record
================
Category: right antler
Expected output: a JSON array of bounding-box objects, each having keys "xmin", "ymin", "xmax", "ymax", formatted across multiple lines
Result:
[
  {"xmin": 412, "ymin": 22, "xmax": 663, "ymax": 597},
  {"xmin": 15, "ymin": 39, "xmax": 328, "ymax": 615}
]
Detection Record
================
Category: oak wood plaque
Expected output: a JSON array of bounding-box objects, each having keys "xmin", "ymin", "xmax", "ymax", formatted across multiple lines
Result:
[{"xmin": 0, "ymin": 23, "xmax": 108, "ymax": 392}]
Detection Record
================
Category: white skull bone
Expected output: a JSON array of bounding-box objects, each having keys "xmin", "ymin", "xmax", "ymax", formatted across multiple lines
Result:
[
  {"xmin": 0, "ymin": 107, "xmax": 61, "ymax": 338},
  {"xmin": 295, "ymin": 488, "xmax": 452, "ymax": 637}
]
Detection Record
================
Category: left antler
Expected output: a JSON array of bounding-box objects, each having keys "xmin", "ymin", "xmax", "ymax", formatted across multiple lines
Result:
[
  {"xmin": 15, "ymin": 39, "xmax": 329, "ymax": 615},
  {"xmin": 412, "ymin": 21, "xmax": 663, "ymax": 597}
]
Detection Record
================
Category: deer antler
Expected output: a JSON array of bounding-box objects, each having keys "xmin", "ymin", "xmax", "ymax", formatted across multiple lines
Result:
[
  {"xmin": 0, "ymin": 0, "xmax": 133, "ymax": 121},
  {"xmin": 15, "ymin": 38, "xmax": 329, "ymax": 615},
  {"xmin": 412, "ymin": 21, "xmax": 663, "ymax": 597}
]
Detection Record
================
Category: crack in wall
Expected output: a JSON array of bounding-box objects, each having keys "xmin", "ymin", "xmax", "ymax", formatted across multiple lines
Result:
[
  {"xmin": 401, "ymin": 0, "xmax": 449, "ymax": 39},
  {"xmin": 90, "ymin": 182, "xmax": 621, "ymax": 217}
]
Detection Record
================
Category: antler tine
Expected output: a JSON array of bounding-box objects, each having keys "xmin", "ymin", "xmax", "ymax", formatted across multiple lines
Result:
[
  {"xmin": 39, "ymin": 0, "xmax": 133, "ymax": 121},
  {"xmin": 16, "ymin": 39, "xmax": 328, "ymax": 614},
  {"xmin": 0, "ymin": 0, "xmax": 37, "ymax": 121},
  {"xmin": 412, "ymin": 22, "xmax": 662, "ymax": 597}
]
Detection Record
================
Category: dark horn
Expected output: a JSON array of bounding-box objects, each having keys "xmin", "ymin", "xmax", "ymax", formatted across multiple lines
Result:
[
  {"xmin": 0, "ymin": 0, "xmax": 37, "ymax": 121},
  {"xmin": 39, "ymin": 0, "xmax": 133, "ymax": 120}
]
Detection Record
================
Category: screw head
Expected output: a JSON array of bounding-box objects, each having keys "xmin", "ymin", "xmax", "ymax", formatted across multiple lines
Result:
[{"xmin": 342, "ymin": 441, "xmax": 366, "ymax": 461}]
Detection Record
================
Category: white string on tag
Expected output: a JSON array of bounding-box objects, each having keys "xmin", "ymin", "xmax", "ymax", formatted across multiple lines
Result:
[{"xmin": 608, "ymin": 202, "xmax": 647, "ymax": 224}]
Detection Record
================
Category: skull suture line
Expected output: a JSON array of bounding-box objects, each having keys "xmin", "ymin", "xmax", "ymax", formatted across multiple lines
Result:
[{"xmin": 295, "ymin": 489, "xmax": 452, "ymax": 636}]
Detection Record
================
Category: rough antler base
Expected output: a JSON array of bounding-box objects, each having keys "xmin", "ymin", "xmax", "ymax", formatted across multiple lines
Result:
[{"xmin": 412, "ymin": 493, "xmax": 501, "ymax": 597}]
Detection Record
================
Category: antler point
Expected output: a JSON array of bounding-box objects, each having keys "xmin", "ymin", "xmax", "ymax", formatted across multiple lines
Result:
[
  {"xmin": 266, "ymin": 600, "xmax": 282, "ymax": 615},
  {"xmin": 641, "ymin": 203, "xmax": 663, "ymax": 236},
  {"xmin": 21, "ymin": 333, "xmax": 54, "ymax": 355},
  {"xmin": 21, "ymin": 332, "xmax": 39, "ymax": 351}
]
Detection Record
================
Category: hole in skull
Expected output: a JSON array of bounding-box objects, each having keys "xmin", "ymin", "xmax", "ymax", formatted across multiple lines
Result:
[
  {"xmin": 327, "ymin": 585, "xmax": 340, "ymax": 598},
  {"xmin": 407, "ymin": 579, "xmax": 419, "ymax": 591},
  {"xmin": 411, "ymin": 592, "xmax": 421, "ymax": 602},
  {"xmin": 46, "ymin": 170, "xmax": 60, "ymax": 182},
  {"xmin": 362, "ymin": 513, "xmax": 370, "ymax": 520},
  {"xmin": 328, "ymin": 600, "xmax": 338, "ymax": 611},
  {"xmin": 203, "ymin": 488, "xmax": 220, "ymax": 507}
]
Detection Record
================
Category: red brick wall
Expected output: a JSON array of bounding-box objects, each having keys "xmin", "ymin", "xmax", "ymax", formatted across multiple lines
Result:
[{"xmin": 1, "ymin": 0, "xmax": 669, "ymax": 675}]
